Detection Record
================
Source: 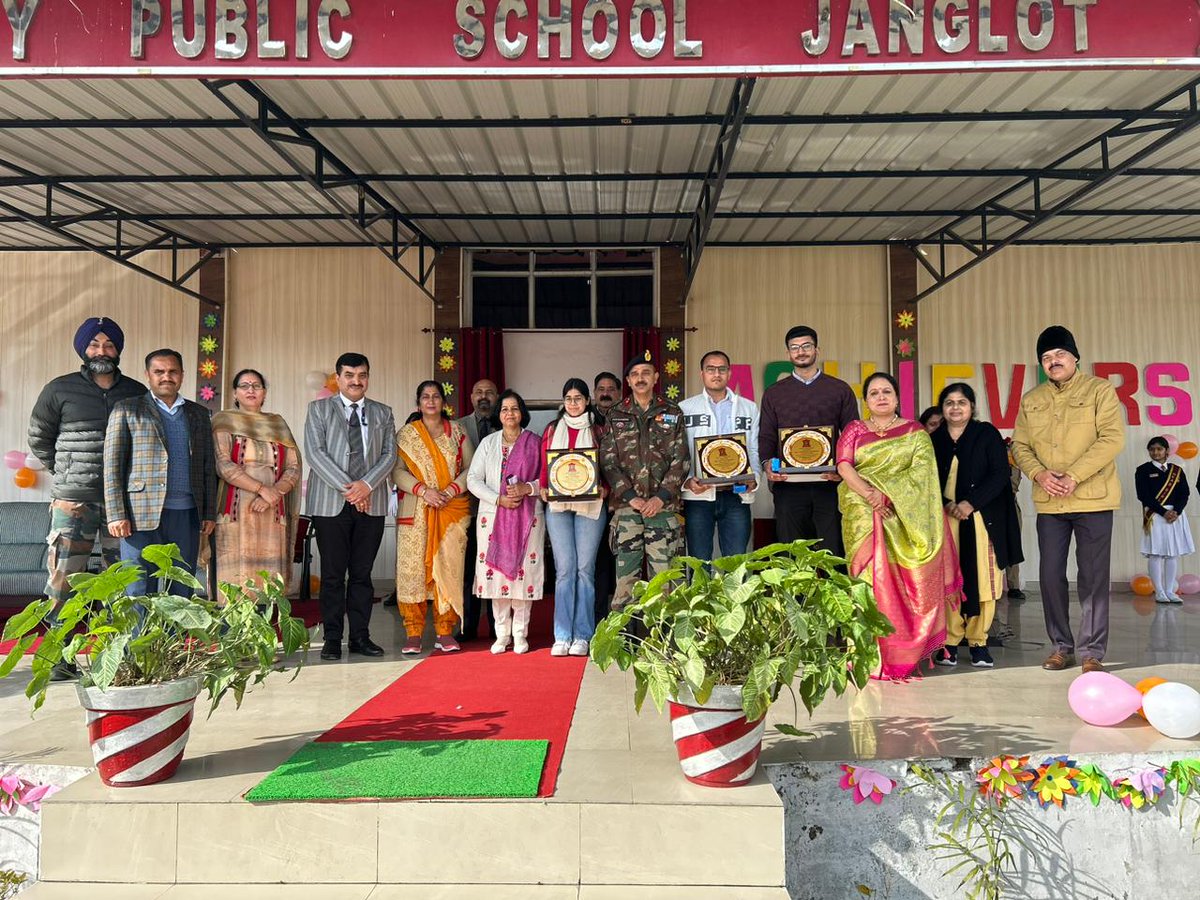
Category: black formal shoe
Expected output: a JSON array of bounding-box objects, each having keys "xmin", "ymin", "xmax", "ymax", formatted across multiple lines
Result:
[
  {"xmin": 320, "ymin": 640, "xmax": 342, "ymax": 661},
  {"xmin": 349, "ymin": 638, "xmax": 384, "ymax": 657},
  {"xmin": 382, "ymin": 591, "xmax": 397, "ymax": 607},
  {"xmin": 1007, "ymin": 588, "xmax": 1026, "ymax": 601}
]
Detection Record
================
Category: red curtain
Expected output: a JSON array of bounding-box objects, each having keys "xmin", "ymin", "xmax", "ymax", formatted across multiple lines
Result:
[
  {"xmin": 459, "ymin": 328, "xmax": 506, "ymax": 414},
  {"xmin": 621, "ymin": 327, "xmax": 661, "ymax": 396}
]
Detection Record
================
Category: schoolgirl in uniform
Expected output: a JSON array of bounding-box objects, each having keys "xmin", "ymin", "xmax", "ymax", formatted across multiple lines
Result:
[{"xmin": 1135, "ymin": 436, "xmax": 1194, "ymax": 603}]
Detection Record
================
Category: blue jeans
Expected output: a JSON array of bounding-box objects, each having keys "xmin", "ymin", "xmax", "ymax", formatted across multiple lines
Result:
[
  {"xmin": 120, "ymin": 507, "xmax": 201, "ymax": 598},
  {"xmin": 685, "ymin": 492, "xmax": 752, "ymax": 562},
  {"xmin": 545, "ymin": 506, "xmax": 607, "ymax": 642}
]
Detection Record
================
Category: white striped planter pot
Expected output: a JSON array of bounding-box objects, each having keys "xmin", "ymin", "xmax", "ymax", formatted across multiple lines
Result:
[
  {"xmin": 668, "ymin": 684, "xmax": 765, "ymax": 788},
  {"xmin": 76, "ymin": 677, "xmax": 201, "ymax": 788}
]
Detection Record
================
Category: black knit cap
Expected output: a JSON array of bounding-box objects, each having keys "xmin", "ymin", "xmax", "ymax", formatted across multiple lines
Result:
[{"xmin": 1036, "ymin": 325, "xmax": 1079, "ymax": 361}]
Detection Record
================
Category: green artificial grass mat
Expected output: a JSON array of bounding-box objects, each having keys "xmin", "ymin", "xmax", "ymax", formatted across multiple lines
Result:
[{"xmin": 244, "ymin": 739, "xmax": 549, "ymax": 801}]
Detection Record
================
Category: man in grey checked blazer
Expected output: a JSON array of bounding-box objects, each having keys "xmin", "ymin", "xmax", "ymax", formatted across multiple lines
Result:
[
  {"xmin": 104, "ymin": 349, "xmax": 217, "ymax": 597},
  {"xmin": 305, "ymin": 352, "xmax": 396, "ymax": 661}
]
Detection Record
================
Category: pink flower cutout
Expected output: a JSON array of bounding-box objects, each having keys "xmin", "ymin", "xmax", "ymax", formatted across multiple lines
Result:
[
  {"xmin": 0, "ymin": 774, "xmax": 60, "ymax": 815},
  {"xmin": 839, "ymin": 764, "xmax": 895, "ymax": 805}
]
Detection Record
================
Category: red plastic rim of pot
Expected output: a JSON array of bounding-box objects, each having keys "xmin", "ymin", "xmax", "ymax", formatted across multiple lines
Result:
[
  {"xmin": 76, "ymin": 677, "xmax": 201, "ymax": 788},
  {"xmin": 668, "ymin": 684, "xmax": 766, "ymax": 788}
]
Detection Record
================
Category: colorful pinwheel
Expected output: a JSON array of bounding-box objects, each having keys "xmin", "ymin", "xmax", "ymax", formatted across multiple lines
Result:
[{"xmin": 1031, "ymin": 757, "xmax": 1079, "ymax": 809}]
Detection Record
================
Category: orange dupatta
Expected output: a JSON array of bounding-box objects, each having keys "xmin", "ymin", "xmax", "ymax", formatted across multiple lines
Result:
[{"xmin": 398, "ymin": 420, "xmax": 471, "ymax": 616}]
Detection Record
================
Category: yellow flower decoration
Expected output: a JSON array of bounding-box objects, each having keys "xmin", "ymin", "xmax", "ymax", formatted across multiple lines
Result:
[
  {"xmin": 441, "ymin": 382, "xmax": 454, "ymax": 397},
  {"xmin": 439, "ymin": 337, "xmax": 455, "ymax": 352},
  {"xmin": 665, "ymin": 384, "xmax": 680, "ymax": 400},
  {"xmin": 444, "ymin": 405, "xmax": 455, "ymax": 417},
  {"xmin": 1031, "ymin": 757, "xmax": 1078, "ymax": 809},
  {"xmin": 975, "ymin": 755, "xmax": 1032, "ymax": 805},
  {"xmin": 665, "ymin": 358, "xmax": 682, "ymax": 376},
  {"xmin": 896, "ymin": 310, "xmax": 915, "ymax": 329},
  {"xmin": 666, "ymin": 337, "xmax": 681, "ymax": 351},
  {"xmin": 438, "ymin": 355, "xmax": 455, "ymax": 372},
  {"xmin": 198, "ymin": 359, "xmax": 217, "ymax": 379},
  {"xmin": 199, "ymin": 335, "xmax": 218, "ymax": 354}
]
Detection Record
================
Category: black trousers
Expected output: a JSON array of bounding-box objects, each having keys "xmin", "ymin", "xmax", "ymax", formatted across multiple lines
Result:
[
  {"xmin": 461, "ymin": 519, "xmax": 496, "ymax": 639},
  {"xmin": 1037, "ymin": 511, "xmax": 1113, "ymax": 661},
  {"xmin": 313, "ymin": 502, "xmax": 384, "ymax": 643},
  {"xmin": 773, "ymin": 482, "xmax": 843, "ymax": 556},
  {"xmin": 593, "ymin": 508, "xmax": 616, "ymax": 622}
]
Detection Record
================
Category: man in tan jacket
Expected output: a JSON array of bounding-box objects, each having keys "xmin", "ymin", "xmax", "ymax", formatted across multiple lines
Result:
[{"xmin": 1012, "ymin": 326, "xmax": 1125, "ymax": 673}]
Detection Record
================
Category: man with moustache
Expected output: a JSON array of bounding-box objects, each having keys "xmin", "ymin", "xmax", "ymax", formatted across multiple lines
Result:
[
  {"xmin": 758, "ymin": 325, "xmax": 858, "ymax": 553},
  {"xmin": 1012, "ymin": 326, "xmax": 1125, "ymax": 673},
  {"xmin": 599, "ymin": 351, "xmax": 689, "ymax": 609},
  {"xmin": 455, "ymin": 378, "xmax": 499, "ymax": 640},
  {"xmin": 590, "ymin": 370, "xmax": 622, "ymax": 620},
  {"xmin": 28, "ymin": 317, "xmax": 145, "ymax": 680},
  {"xmin": 593, "ymin": 371, "xmax": 621, "ymax": 416},
  {"xmin": 104, "ymin": 349, "xmax": 217, "ymax": 598}
]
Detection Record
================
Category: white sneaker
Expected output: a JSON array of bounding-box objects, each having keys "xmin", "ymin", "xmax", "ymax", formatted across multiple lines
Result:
[
  {"xmin": 568, "ymin": 639, "xmax": 589, "ymax": 657},
  {"xmin": 513, "ymin": 638, "xmax": 530, "ymax": 654},
  {"xmin": 551, "ymin": 641, "xmax": 570, "ymax": 657},
  {"xmin": 490, "ymin": 638, "xmax": 508, "ymax": 654}
]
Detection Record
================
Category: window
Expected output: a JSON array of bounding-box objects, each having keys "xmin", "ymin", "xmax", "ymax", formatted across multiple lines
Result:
[{"xmin": 467, "ymin": 249, "xmax": 656, "ymax": 329}]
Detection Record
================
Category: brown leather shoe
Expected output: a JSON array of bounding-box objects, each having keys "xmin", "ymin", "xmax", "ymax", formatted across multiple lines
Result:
[
  {"xmin": 1042, "ymin": 651, "xmax": 1076, "ymax": 671},
  {"xmin": 1081, "ymin": 657, "xmax": 1104, "ymax": 673}
]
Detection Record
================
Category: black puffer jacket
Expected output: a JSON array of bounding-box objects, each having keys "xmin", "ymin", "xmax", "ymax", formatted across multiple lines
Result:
[{"xmin": 28, "ymin": 367, "xmax": 146, "ymax": 503}]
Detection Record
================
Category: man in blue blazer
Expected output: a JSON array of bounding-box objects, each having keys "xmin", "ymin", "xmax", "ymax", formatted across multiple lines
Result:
[{"xmin": 305, "ymin": 352, "xmax": 396, "ymax": 660}]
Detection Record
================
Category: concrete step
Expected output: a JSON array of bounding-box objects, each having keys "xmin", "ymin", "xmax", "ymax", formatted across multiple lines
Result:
[{"xmin": 23, "ymin": 885, "xmax": 792, "ymax": 899}]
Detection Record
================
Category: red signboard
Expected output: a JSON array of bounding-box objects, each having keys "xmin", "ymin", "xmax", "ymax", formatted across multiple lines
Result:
[{"xmin": 1, "ymin": 0, "xmax": 1197, "ymax": 77}]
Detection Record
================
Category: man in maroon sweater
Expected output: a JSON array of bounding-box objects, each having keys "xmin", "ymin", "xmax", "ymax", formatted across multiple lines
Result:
[{"xmin": 758, "ymin": 325, "xmax": 859, "ymax": 554}]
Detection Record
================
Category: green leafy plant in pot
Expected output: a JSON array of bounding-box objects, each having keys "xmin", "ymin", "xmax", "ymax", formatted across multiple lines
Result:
[
  {"xmin": 0, "ymin": 544, "xmax": 308, "ymax": 787},
  {"xmin": 590, "ymin": 540, "xmax": 894, "ymax": 787}
]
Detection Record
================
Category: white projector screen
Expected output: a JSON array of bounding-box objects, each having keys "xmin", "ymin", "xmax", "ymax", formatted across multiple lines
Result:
[{"xmin": 503, "ymin": 329, "xmax": 624, "ymax": 406}]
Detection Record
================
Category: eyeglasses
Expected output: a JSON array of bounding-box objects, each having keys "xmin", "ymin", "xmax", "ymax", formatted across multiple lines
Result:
[
  {"xmin": 235, "ymin": 382, "xmax": 264, "ymax": 391},
  {"xmin": 702, "ymin": 366, "xmax": 730, "ymax": 375},
  {"xmin": 788, "ymin": 343, "xmax": 817, "ymax": 353}
]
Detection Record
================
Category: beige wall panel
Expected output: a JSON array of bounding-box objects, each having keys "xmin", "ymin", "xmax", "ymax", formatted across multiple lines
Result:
[
  {"xmin": 920, "ymin": 243, "xmax": 1200, "ymax": 583},
  {"xmin": 0, "ymin": 250, "xmax": 197, "ymax": 505},
  {"xmin": 227, "ymin": 248, "xmax": 434, "ymax": 583},
  {"xmin": 686, "ymin": 246, "xmax": 891, "ymax": 519}
]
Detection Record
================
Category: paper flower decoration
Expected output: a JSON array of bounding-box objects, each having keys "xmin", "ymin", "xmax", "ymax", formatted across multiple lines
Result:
[
  {"xmin": 666, "ymin": 336, "xmax": 681, "ymax": 351},
  {"xmin": 895, "ymin": 310, "xmax": 915, "ymax": 329},
  {"xmin": 0, "ymin": 775, "xmax": 60, "ymax": 815},
  {"xmin": 1113, "ymin": 768, "xmax": 1167, "ymax": 809},
  {"xmin": 665, "ymin": 384, "xmax": 680, "ymax": 400},
  {"xmin": 665, "ymin": 358, "xmax": 682, "ymax": 376},
  {"xmin": 199, "ymin": 385, "xmax": 216, "ymax": 402},
  {"xmin": 441, "ymin": 382, "xmax": 454, "ymax": 397},
  {"xmin": 839, "ymin": 765, "xmax": 895, "ymax": 806},
  {"xmin": 976, "ymin": 755, "xmax": 1033, "ymax": 804},
  {"xmin": 199, "ymin": 335, "xmax": 218, "ymax": 354},
  {"xmin": 438, "ymin": 354, "xmax": 455, "ymax": 372},
  {"xmin": 198, "ymin": 359, "xmax": 217, "ymax": 379},
  {"xmin": 1031, "ymin": 757, "xmax": 1079, "ymax": 809},
  {"xmin": 439, "ymin": 336, "xmax": 455, "ymax": 352},
  {"xmin": 1168, "ymin": 759, "xmax": 1200, "ymax": 797},
  {"xmin": 203, "ymin": 312, "xmax": 219, "ymax": 329},
  {"xmin": 1073, "ymin": 764, "xmax": 1113, "ymax": 807},
  {"xmin": 895, "ymin": 338, "xmax": 915, "ymax": 359}
]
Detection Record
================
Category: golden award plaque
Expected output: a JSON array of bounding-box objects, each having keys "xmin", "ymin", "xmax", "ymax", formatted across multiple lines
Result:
[
  {"xmin": 695, "ymin": 433, "xmax": 753, "ymax": 485},
  {"xmin": 778, "ymin": 426, "xmax": 836, "ymax": 476},
  {"xmin": 546, "ymin": 448, "xmax": 601, "ymax": 501}
]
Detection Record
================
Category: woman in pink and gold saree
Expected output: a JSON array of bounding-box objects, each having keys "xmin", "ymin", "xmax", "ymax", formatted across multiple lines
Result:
[{"xmin": 836, "ymin": 372, "xmax": 963, "ymax": 680}]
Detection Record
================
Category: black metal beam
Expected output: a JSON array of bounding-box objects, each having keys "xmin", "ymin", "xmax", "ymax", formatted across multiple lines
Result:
[
  {"xmin": 201, "ymin": 79, "xmax": 440, "ymax": 300},
  {"xmin": 909, "ymin": 78, "xmax": 1200, "ymax": 303},
  {"xmin": 680, "ymin": 78, "xmax": 756, "ymax": 305},
  {"xmin": 0, "ymin": 158, "xmax": 219, "ymax": 303}
]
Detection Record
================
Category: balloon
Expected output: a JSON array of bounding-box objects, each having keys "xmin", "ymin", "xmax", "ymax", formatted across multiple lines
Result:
[
  {"xmin": 23, "ymin": 453, "xmax": 44, "ymax": 471},
  {"xmin": 1142, "ymin": 682, "xmax": 1200, "ymax": 739},
  {"xmin": 1067, "ymin": 672, "xmax": 1144, "ymax": 727},
  {"xmin": 324, "ymin": 373, "xmax": 338, "ymax": 393},
  {"xmin": 1179, "ymin": 442, "xmax": 1199, "ymax": 460},
  {"xmin": 1131, "ymin": 575, "xmax": 1155, "ymax": 596},
  {"xmin": 12, "ymin": 467, "xmax": 37, "ymax": 489},
  {"xmin": 1136, "ymin": 677, "xmax": 1168, "ymax": 719},
  {"xmin": 305, "ymin": 370, "xmax": 326, "ymax": 390},
  {"xmin": 3, "ymin": 450, "xmax": 24, "ymax": 470},
  {"xmin": 1164, "ymin": 434, "xmax": 1181, "ymax": 455},
  {"xmin": 1132, "ymin": 596, "xmax": 1157, "ymax": 617},
  {"xmin": 1179, "ymin": 574, "xmax": 1200, "ymax": 596},
  {"xmin": 315, "ymin": 388, "xmax": 333, "ymax": 400},
  {"xmin": 309, "ymin": 575, "xmax": 321, "ymax": 595}
]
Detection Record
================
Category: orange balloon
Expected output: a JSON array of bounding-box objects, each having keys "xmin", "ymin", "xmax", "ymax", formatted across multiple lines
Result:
[
  {"xmin": 12, "ymin": 466, "xmax": 36, "ymax": 488},
  {"xmin": 324, "ymin": 373, "xmax": 338, "ymax": 393},
  {"xmin": 309, "ymin": 575, "xmax": 321, "ymax": 594},
  {"xmin": 1133, "ymin": 596, "xmax": 1157, "ymax": 617},
  {"xmin": 1136, "ymin": 677, "xmax": 1168, "ymax": 719},
  {"xmin": 1179, "ymin": 442, "xmax": 1199, "ymax": 460},
  {"xmin": 1131, "ymin": 575, "xmax": 1155, "ymax": 596}
]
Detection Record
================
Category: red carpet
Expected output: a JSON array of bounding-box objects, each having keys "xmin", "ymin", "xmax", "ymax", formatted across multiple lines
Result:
[{"xmin": 318, "ymin": 646, "xmax": 587, "ymax": 797}]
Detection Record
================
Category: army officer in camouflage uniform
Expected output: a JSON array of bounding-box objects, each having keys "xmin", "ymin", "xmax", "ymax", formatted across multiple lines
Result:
[{"xmin": 599, "ymin": 350, "xmax": 690, "ymax": 609}]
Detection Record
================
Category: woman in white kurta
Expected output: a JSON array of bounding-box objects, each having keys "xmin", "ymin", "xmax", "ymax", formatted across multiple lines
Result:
[{"xmin": 467, "ymin": 390, "xmax": 545, "ymax": 654}]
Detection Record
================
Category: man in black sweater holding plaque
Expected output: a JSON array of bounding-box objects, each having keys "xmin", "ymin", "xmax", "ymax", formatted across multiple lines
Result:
[{"xmin": 759, "ymin": 325, "xmax": 859, "ymax": 555}]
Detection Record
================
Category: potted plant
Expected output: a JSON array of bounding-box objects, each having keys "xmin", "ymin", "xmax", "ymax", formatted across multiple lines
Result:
[
  {"xmin": 590, "ymin": 540, "xmax": 894, "ymax": 787},
  {"xmin": 0, "ymin": 543, "xmax": 308, "ymax": 787}
]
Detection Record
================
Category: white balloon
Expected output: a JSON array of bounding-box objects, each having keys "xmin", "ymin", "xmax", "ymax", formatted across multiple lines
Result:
[
  {"xmin": 304, "ymin": 371, "xmax": 326, "ymax": 390},
  {"xmin": 23, "ymin": 453, "xmax": 44, "ymax": 471},
  {"xmin": 1143, "ymin": 682, "xmax": 1200, "ymax": 740}
]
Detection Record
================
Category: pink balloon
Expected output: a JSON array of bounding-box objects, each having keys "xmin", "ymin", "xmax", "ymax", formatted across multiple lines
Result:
[
  {"xmin": 1179, "ymin": 574, "xmax": 1200, "ymax": 596},
  {"xmin": 3, "ymin": 450, "xmax": 24, "ymax": 470},
  {"xmin": 315, "ymin": 388, "xmax": 333, "ymax": 399},
  {"xmin": 1164, "ymin": 434, "xmax": 1181, "ymax": 455},
  {"xmin": 1068, "ymin": 672, "xmax": 1144, "ymax": 727}
]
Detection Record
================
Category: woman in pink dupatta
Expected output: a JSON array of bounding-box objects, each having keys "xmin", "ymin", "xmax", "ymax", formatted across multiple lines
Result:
[{"xmin": 836, "ymin": 372, "xmax": 962, "ymax": 680}]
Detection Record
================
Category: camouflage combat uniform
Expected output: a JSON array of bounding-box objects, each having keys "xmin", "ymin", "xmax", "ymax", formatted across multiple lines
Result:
[{"xmin": 599, "ymin": 394, "xmax": 690, "ymax": 609}]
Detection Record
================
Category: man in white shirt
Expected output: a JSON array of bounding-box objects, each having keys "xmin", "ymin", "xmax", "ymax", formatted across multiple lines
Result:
[{"xmin": 681, "ymin": 350, "xmax": 762, "ymax": 561}]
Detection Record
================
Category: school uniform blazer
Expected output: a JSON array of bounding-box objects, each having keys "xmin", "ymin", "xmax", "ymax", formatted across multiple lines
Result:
[
  {"xmin": 103, "ymin": 394, "xmax": 218, "ymax": 532},
  {"xmin": 1135, "ymin": 461, "xmax": 1189, "ymax": 516},
  {"xmin": 304, "ymin": 395, "xmax": 396, "ymax": 518}
]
